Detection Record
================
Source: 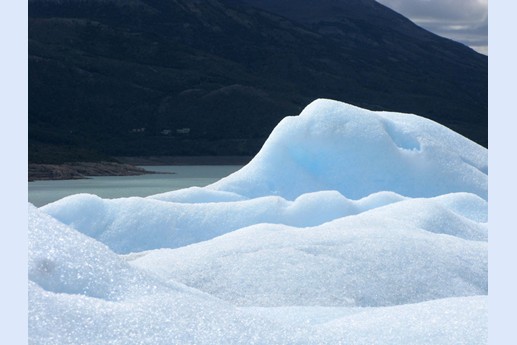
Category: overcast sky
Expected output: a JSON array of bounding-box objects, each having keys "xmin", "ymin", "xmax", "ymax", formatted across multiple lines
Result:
[{"xmin": 376, "ymin": 0, "xmax": 488, "ymax": 55}]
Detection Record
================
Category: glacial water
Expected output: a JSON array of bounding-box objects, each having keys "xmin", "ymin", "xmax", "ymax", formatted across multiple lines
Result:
[{"xmin": 28, "ymin": 165, "xmax": 242, "ymax": 207}]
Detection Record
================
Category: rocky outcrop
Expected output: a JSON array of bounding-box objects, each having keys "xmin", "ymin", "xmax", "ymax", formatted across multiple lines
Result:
[{"xmin": 28, "ymin": 162, "xmax": 153, "ymax": 181}]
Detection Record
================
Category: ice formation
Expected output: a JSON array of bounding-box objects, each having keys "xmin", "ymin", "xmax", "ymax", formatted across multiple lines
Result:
[
  {"xmin": 30, "ymin": 99, "xmax": 488, "ymax": 344},
  {"xmin": 209, "ymin": 99, "xmax": 487, "ymax": 200}
]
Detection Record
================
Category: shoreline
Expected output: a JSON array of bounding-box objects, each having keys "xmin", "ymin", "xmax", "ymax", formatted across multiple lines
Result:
[
  {"xmin": 28, "ymin": 156, "xmax": 252, "ymax": 181},
  {"xmin": 115, "ymin": 155, "xmax": 253, "ymax": 166},
  {"xmin": 28, "ymin": 162, "xmax": 157, "ymax": 182}
]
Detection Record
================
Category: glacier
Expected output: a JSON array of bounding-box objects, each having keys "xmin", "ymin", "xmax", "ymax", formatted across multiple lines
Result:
[{"xmin": 29, "ymin": 99, "xmax": 488, "ymax": 344}]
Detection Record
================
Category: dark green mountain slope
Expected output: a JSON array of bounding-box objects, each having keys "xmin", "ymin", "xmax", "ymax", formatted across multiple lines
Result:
[{"xmin": 29, "ymin": 0, "xmax": 487, "ymax": 163}]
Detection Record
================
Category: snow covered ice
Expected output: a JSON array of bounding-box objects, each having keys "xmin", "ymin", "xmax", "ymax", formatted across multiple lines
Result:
[
  {"xmin": 29, "ymin": 99, "xmax": 488, "ymax": 344},
  {"xmin": 208, "ymin": 99, "xmax": 487, "ymax": 200}
]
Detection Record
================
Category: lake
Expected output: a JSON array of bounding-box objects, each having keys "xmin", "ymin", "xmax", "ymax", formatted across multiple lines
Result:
[{"xmin": 28, "ymin": 165, "xmax": 242, "ymax": 207}]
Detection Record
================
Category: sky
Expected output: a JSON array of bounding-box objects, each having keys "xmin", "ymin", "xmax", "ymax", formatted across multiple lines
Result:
[{"xmin": 377, "ymin": 0, "xmax": 488, "ymax": 55}]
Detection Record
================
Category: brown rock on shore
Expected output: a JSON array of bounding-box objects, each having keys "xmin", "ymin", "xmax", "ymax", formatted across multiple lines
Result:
[{"xmin": 28, "ymin": 162, "xmax": 153, "ymax": 181}]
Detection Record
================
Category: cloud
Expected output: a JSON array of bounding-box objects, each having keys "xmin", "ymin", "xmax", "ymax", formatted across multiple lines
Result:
[{"xmin": 376, "ymin": 0, "xmax": 488, "ymax": 54}]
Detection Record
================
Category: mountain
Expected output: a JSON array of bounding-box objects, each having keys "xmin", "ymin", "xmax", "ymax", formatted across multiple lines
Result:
[{"xmin": 28, "ymin": 0, "xmax": 487, "ymax": 163}]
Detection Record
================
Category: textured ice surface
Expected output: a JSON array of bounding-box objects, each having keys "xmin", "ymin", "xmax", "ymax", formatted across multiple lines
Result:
[
  {"xmin": 149, "ymin": 186, "xmax": 247, "ymax": 203},
  {"xmin": 209, "ymin": 99, "xmax": 487, "ymax": 200},
  {"xmin": 129, "ymin": 198, "xmax": 487, "ymax": 307},
  {"xmin": 42, "ymin": 190, "xmax": 407, "ymax": 253},
  {"xmin": 245, "ymin": 296, "xmax": 487, "ymax": 345},
  {"xmin": 29, "ymin": 204, "xmax": 487, "ymax": 344},
  {"xmin": 28, "ymin": 205, "xmax": 288, "ymax": 345},
  {"xmin": 31, "ymin": 99, "xmax": 488, "ymax": 344}
]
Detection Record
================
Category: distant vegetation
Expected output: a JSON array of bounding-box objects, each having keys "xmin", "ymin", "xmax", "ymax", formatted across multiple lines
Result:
[{"xmin": 29, "ymin": 0, "xmax": 487, "ymax": 163}]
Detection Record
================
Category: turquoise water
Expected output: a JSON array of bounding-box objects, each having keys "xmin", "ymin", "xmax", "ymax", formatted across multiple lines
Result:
[{"xmin": 28, "ymin": 165, "xmax": 242, "ymax": 207}]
